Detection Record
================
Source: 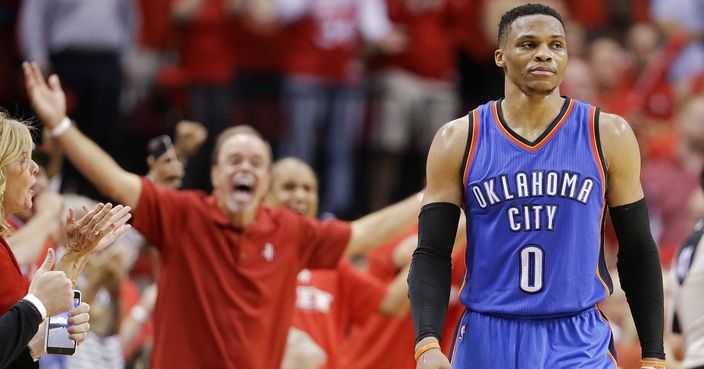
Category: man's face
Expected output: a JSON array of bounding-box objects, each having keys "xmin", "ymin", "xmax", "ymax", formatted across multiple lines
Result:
[
  {"xmin": 211, "ymin": 134, "xmax": 271, "ymax": 217},
  {"xmin": 496, "ymin": 14, "xmax": 568, "ymax": 96},
  {"xmin": 268, "ymin": 160, "xmax": 318, "ymax": 218}
]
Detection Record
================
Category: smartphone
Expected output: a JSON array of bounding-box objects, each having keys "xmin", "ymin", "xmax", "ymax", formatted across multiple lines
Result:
[
  {"xmin": 147, "ymin": 134, "xmax": 173, "ymax": 160},
  {"xmin": 45, "ymin": 290, "xmax": 81, "ymax": 355}
]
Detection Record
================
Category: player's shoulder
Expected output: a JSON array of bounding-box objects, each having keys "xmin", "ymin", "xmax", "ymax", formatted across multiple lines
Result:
[
  {"xmin": 595, "ymin": 110, "xmax": 640, "ymax": 170},
  {"xmin": 432, "ymin": 115, "xmax": 471, "ymax": 152},
  {"xmin": 597, "ymin": 110, "xmax": 635, "ymax": 142}
]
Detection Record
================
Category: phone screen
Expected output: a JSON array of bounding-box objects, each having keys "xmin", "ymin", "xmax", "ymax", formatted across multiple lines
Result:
[{"xmin": 46, "ymin": 291, "xmax": 81, "ymax": 355}]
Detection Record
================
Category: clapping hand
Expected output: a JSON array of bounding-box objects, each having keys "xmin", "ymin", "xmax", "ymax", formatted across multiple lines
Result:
[{"xmin": 65, "ymin": 203, "xmax": 132, "ymax": 256}]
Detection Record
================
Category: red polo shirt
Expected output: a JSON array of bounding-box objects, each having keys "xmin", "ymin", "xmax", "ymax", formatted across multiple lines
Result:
[
  {"xmin": 341, "ymin": 234, "xmax": 465, "ymax": 369},
  {"xmin": 0, "ymin": 236, "xmax": 29, "ymax": 314},
  {"xmin": 132, "ymin": 178, "xmax": 351, "ymax": 369},
  {"xmin": 291, "ymin": 260, "xmax": 386, "ymax": 369}
]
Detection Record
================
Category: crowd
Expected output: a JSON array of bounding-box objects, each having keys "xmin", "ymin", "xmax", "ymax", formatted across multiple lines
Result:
[{"xmin": 0, "ymin": 0, "xmax": 702, "ymax": 368}]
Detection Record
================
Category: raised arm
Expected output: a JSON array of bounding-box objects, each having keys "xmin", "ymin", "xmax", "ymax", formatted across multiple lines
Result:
[
  {"xmin": 343, "ymin": 193, "xmax": 421, "ymax": 257},
  {"xmin": 409, "ymin": 117, "xmax": 468, "ymax": 369},
  {"xmin": 600, "ymin": 112, "xmax": 666, "ymax": 367},
  {"xmin": 23, "ymin": 62, "xmax": 142, "ymax": 209}
]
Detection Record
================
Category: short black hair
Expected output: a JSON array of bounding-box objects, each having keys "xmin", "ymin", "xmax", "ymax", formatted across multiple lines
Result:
[
  {"xmin": 700, "ymin": 164, "xmax": 704, "ymax": 191},
  {"xmin": 498, "ymin": 3, "xmax": 565, "ymax": 46}
]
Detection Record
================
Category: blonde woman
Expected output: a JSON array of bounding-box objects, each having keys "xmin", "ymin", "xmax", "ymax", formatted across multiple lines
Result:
[{"xmin": 0, "ymin": 113, "xmax": 131, "ymax": 368}]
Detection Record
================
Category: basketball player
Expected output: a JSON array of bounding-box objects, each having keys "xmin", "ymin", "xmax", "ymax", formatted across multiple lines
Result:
[{"xmin": 408, "ymin": 4, "xmax": 665, "ymax": 369}]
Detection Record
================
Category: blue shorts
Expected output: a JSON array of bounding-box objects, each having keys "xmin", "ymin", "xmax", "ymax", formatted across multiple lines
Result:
[{"xmin": 449, "ymin": 308, "xmax": 618, "ymax": 369}]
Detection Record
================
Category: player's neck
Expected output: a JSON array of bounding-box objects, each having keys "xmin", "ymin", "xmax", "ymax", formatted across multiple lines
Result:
[{"xmin": 501, "ymin": 90, "xmax": 564, "ymax": 131}]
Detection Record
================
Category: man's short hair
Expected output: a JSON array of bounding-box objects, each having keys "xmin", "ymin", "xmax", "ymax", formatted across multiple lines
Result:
[
  {"xmin": 211, "ymin": 125, "xmax": 273, "ymax": 165},
  {"xmin": 498, "ymin": 3, "xmax": 565, "ymax": 46}
]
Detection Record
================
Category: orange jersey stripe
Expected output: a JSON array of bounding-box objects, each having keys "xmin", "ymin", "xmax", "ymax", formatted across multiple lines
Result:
[
  {"xmin": 588, "ymin": 106, "xmax": 606, "ymax": 197},
  {"xmin": 462, "ymin": 110, "xmax": 480, "ymax": 188}
]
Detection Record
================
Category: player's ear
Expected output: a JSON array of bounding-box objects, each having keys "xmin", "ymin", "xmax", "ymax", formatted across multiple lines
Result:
[{"xmin": 495, "ymin": 49, "xmax": 505, "ymax": 68}]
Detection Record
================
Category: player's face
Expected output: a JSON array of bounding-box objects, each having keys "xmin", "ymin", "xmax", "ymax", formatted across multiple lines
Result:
[
  {"xmin": 496, "ymin": 14, "xmax": 567, "ymax": 96},
  {"xmin": 211, "ymin": 134, "xmax": 271, "ymax": 217},
  {"xmin": 269, "ymin": 161, "xmax": 318, "ymax": 218},
  {"xmin": 1, "ymin": 153, "xmax": 39, "ymax": 217}
]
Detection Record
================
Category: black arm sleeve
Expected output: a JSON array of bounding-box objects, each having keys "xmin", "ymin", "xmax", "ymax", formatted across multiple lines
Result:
[
  {"xmin": 0, "ymin": 300, "xmax": 41, "ymax": 369},
  {"xmin": 610, "ymin": 198, "xmax": 665, "ymax": 360},
  {"xmin": 408, "ymin": 202, "xmax": 461, "ymax": 344}
]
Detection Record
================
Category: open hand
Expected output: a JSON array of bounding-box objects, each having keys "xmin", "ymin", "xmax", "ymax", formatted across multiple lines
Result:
[
  {"xmin": 65, "ymin": 203, "xmax": 132, "ymax": 256},
  {"xmin": 23, "ymin": 62, "xmax": 67, "ymax": 128}
]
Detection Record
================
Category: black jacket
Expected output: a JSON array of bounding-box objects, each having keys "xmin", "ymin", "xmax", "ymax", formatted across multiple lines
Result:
[{"xmin": 0, "ymin": 300, "xmax": 40, "ymax": 369}]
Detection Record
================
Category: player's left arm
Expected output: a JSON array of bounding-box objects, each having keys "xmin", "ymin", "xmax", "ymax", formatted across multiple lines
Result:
[{"xmin": 600, "ymin": 112, "xmax": 666, "ymax": 367}]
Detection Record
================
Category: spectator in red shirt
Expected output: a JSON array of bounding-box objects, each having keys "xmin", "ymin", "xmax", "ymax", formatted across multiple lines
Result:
[
  {"xmin": 340, "ymin": 234, "xmax": 466, "ymax": 369},
  {"xmin": 275, "ymin": 0, "xmax": 406, "ymax": 216},
  {"xmin": 24, "ymin": 63, "xmax": 421, "ymax": 369},
  {"xmin": 229, "ymin": 0, "xmax": 287, "ymax": 151},
  {"xmin": 171, "ymin": 0, "xmax": 236, "ymax": 191},
  {"xmin": 368, "ymin": 0, "xmax": 460, "ymax": 210},
  {"xmin": 267, "ymin": 158, "xmax": 413, "ymax": 369}
]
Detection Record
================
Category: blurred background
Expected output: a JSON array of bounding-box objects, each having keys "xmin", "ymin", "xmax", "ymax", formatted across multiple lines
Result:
[{"xmin": 1, "ymin": 0, "xmax": 703, "ymax": 368}]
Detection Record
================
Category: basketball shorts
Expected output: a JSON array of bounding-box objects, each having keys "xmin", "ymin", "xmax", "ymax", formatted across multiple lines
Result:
[{"xmin": 449, "ymin": 307, "xmax": 618, "ymax": 369}]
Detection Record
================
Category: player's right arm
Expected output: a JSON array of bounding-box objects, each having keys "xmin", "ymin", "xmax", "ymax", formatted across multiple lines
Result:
[
  {"xmin": 409, "ymin": 116, "xmax": 468, "ymax": 369},
  {"xmin": 23, "ymin": 62, "xmax": 142, "ymax": 210}
]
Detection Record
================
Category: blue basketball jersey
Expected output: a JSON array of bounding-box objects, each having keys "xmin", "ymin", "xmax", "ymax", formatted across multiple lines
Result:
[{"xmin": 460, "ymin": 97, "xmax": 612, "ymax": 317}]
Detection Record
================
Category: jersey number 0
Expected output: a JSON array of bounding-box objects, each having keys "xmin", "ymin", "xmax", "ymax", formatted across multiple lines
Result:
[{"xmin": 520, "ymin": 245, "xmax": 544, "ymax": 293}]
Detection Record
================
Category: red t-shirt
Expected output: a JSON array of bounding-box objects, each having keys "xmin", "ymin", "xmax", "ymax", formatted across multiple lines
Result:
[
  {"xmin": 291, "ymin": 260, "xmax": 387, "ymax": 369},
  {"xmin": 381, "ymin": 0, "xmax": 457, "ymax": 80},
  {"xmin": 0, "ymin": 236, "xmax": 30, "ymax": 314},
  {"xmin": 341, "ymin": 232, "xmax": 465, "ymax": 369},
  {"xmin": 229, "ymin": 21, "xmax": 285, "ymax": 74},
  {"xmin": 176, "ymin": 0, "xmax": 235, "ymax": 84},
  {"xmin": 132, "ymin": 178, "xmax": 351, "ymax": 369},
  {"xmin": 284, "ymin": 1, "xmax": 362, "ymax": 83}
]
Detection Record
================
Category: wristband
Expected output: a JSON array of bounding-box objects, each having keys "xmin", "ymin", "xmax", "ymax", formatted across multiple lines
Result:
[
  {"xmin": 641, "ymin": 359, "xmax": 666, "ymax": 368},
  {"xmin": 50, "ymin": 117, "xmax": 72, "ymax": 137},
  {"xmin": 22, "ymin": 294, "xmax": 47, "ymax": 321},
  {"xmin": 414, "ymin": 342, "xmax": 441, "ymax": 361}
]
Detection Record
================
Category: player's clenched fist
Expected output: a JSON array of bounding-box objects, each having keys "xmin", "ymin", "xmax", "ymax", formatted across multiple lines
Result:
[{"xmin": 416, "ymin": 348, "xmax": 451, "ymax": 369}]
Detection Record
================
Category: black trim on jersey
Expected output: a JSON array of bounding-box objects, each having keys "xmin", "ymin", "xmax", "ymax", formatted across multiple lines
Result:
[
  {"xmin": 496, "ymin": 97, "xmax": 571, "ymax": 147},
  {"xmin": 459, "ymin": 111, "xmax": 475, "ymax": 186},
  {"xmin": 593, "ymin": 107, "xmax": 608, "ymax": 182},
  {"xmin": 597, "ymin": 205, "xmax": 614, "ymax": 294},
  {"xmin": 675, "ymin": 220, "xmax": 704, "ymax": 285}
]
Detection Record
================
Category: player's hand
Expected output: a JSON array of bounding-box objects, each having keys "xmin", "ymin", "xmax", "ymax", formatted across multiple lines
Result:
[
  {"xmin": 416, "ymin": 348, "xmax": 451, "ymax": 369},
  {"xmin": 23, "ymin": 62, "xmax": 67, "ymax": 128},
  {"xmin": 67, "ymin": 302, "xmax": 91, "ymax": 344}
]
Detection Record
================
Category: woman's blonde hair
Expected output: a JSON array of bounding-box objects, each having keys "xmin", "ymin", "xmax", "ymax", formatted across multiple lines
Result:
[{"xmin": 0, "ymin": 112, "xmax": 34, "ymax": 234}]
